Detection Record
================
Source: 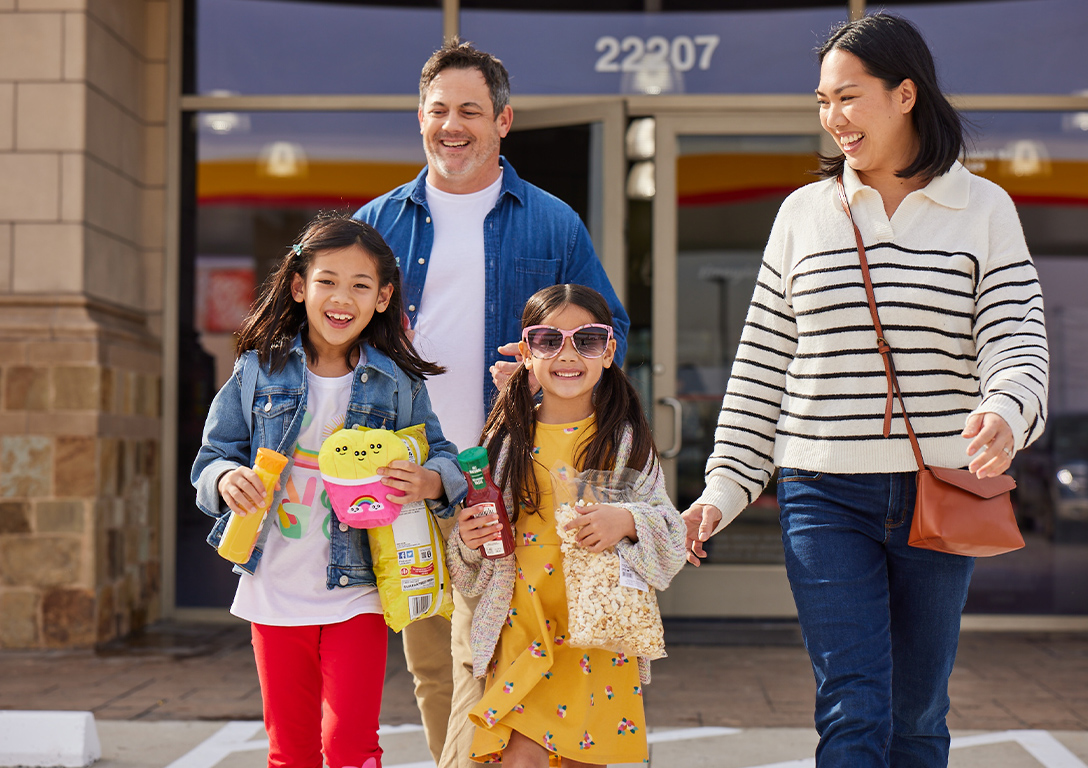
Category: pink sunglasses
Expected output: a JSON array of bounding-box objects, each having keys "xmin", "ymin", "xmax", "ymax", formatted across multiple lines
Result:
[{"xmin": 521, "ymin": 324, "xmax": 613, "ymax": 359}]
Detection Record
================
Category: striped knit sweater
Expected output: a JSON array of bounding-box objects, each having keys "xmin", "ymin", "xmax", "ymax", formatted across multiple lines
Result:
[
  {"xmin": 697, "ymin": 161, "xmax": 1049, "ymax": 536},
  {"xmin": 446, "ymin": 423, "xmax": 686, "ymax": 685}
]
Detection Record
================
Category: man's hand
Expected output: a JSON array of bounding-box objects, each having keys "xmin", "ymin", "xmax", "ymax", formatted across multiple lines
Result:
[
  {"xmin": 681, "ymin": 503, "xmax": 722, "ymax": 566},
  {"xmin": 491, "ymin": 341, "xmax": 540, "ymax": 393}
]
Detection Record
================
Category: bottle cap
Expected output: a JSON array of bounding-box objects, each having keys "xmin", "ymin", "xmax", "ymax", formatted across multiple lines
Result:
[
  {"xmin": 457, "ymin": 446, "xmax": 489, "ymax": 472},
  {"xmin": 255, "ymin": 447, "xmax": 289, "ymax": 474}
]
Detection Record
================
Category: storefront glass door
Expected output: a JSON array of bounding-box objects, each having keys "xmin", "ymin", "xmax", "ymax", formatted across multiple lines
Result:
[{"xmin": 651, "ymin": 112, "xmax": 824, "ymax": 618}]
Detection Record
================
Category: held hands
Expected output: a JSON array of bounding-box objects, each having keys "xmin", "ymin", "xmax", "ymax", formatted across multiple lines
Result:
[
  {"xmin": 378, "ymin": 460, "xmax": 443, "ymax": 505},
  {"xmin": 458, "ymin": 503, "xmax": 504, "ymax": 550},
  {"xmin": 491, "ymin": 341, "xmax": 540, "ymax": 394},
  {"xmin": 963, "ymin": 412, "xmax": 1015, "ymax": 479},
  {"xmin": 562, "ymin": 504, "xmax": 637, "ymax": 553},
  {"xmin": 681, "ymin": 503, "xmax": 722, "ymax": 566},
  {"xmin": 218, "ymin": 466, "xmax": 279, "ymax": 517}
]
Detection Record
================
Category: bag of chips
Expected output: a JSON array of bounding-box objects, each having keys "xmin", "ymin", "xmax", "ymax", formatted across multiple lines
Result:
[{"xmin": 366, "ymin": 424, "xmax": 454, "ymax": 631}]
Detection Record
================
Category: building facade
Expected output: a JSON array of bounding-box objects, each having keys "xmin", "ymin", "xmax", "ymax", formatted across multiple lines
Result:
[
  {"xmin": 0, "ymin": 0, "xmax": 169, "ymax": 647},
  {"xmin": 2, "ymin": 0, "xmax": 1086, "ymax": 648}
]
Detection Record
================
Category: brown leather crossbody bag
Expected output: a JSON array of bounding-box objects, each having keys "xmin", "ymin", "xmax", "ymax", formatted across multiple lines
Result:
[{"xmin": 835, "ymin": 176, "xmax": 1024, "ymax": 557}]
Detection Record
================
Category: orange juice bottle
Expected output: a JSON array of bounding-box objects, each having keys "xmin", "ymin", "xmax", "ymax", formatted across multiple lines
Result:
[{"xmin": 217, "ymin": 448, "xmax": 289, "ymax": 564}]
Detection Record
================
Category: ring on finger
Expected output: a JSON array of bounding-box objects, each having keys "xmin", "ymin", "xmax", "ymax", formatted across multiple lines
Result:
[{"xmin": 1002, "ymin": 446, "xmax": 1012, "ymax": 457}]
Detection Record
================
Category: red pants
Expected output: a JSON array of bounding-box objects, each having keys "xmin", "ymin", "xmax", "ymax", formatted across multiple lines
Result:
[{"xmin": 251, "ymin": 613, "xmax": 387, "ymax": 768}]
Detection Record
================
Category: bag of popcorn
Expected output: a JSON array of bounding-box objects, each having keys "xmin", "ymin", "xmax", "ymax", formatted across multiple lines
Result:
[{"xmin": 552, "ymin": 463, "xmax": 667, "ymax": 660}]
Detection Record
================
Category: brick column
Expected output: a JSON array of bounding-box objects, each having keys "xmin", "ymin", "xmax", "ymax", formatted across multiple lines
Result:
[{"xmin": 0, "ymin": 0, "xmax": 170, "ymax": 649}]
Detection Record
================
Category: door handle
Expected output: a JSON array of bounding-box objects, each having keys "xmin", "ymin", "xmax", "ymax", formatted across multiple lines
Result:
[{"xmin": 657, "ymin": 396, "xmax": 683, "ymax": 459}]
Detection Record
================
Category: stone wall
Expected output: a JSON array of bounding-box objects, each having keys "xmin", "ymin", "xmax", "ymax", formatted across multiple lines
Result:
[{"xmin": 0, "ymin": 0, "xmax": 170, "ymax": 648}]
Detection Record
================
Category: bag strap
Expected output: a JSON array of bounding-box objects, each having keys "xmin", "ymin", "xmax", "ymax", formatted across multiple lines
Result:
[
  {"xmin": 239, "ymin": 352, "xmax": 259, "ymax": 436},
  {"xmin": 394, "ymin": 365, "xmax": 413, "ymax": 432},
  {"xmin": 835, "ymin": 176, "xmax": 926, "ymax": 471}
]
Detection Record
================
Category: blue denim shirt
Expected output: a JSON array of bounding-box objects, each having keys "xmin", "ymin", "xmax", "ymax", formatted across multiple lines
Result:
[
  {"xmin": 191, "ymin": 333, "xmax": 468, "ymax": 589},
  {"xmin": 354, "ymin": 157, "xmax": 630, "ymax": 412}
]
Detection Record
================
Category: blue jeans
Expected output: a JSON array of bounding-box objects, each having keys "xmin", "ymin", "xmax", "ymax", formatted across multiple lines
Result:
[{"xmin": 778, "ymin": 469, "xmax": 975, "ymax": 768}]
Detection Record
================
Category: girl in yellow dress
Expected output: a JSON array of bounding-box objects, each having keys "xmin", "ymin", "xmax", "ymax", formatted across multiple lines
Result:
[{"xmin": 447, "ymin": 284, "xmax": 686, "ymax": 766}]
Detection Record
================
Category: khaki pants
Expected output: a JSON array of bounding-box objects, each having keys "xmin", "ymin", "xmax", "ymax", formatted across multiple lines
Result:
[
  {"xmin": 438, "ymin": 586, "xmax": 483, "ymax": 768},
  {"xmin": 401, "ymin": 516, "xmax": 485, "ymax": 767}
]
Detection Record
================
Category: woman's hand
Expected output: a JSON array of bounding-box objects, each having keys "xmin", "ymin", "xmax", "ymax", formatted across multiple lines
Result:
[
  {"xmin": 457, "ymin": 503, "xmax": 503, "ymax": 549},
  {"xmin": 963, "ymin": 412, "xmax": 1015, "ymax": 479},
  {"xmin": 681, "ymin": 503, "xmax": 722, "ymax": 566},
  {"xmin": 379, "ymin": 461, "xmax": 443, "ymax": 504},
  {"xmin": 563, "ymin": 503, "xmax": 636, "ymax": 552},
  {"xmin": 218, "ymin": 466, "xmax": 278, "ymax": 517}
]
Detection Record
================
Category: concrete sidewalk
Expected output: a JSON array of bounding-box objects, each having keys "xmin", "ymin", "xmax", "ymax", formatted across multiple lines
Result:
[
  {"xmin": 86, "ymin": 721, "xmax": 1088, "ymax": 768},
  {"xmin": 1, "ymin": 621, "xmax": 1086, "ymax": 766}
]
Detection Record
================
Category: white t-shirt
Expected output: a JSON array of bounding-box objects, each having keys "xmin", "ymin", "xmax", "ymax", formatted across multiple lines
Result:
[
  {"xmin": 231, "ymin": 369, "xmax": 382, "ymax": 626},
  {"xmin": 412, "ymin": 172, "xmax": 503, "ymax": 453}
]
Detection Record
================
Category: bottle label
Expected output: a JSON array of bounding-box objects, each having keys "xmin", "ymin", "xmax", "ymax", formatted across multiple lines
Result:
[
  {"xmin": 466, "ymin": 465, "xmax": 487, "ymax": 490},
  {"xmin": 473, "ymin": 503, "xmax": 508, "ymax": 556},
  {"xmin": 472, "ymin": 502, "xmax": 498, "ymax": 519}
]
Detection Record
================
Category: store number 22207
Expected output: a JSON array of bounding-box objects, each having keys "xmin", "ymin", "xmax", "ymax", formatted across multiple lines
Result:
[{"xmin": 594, "ymin": 35, "xmax": 721, "ymax": 73}]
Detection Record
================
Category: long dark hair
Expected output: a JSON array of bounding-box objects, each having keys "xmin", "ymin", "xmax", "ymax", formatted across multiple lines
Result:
[
  {"xmin": 482, "ymin": 284, "xmax": 656, "ymax": 523},
  {"xmin": 814, "ymin": 13, "xmax": 965, "ymax": 181},
  {"xmin": 235, "ymin": 212, "xmax": 444, "ymax": 379}
]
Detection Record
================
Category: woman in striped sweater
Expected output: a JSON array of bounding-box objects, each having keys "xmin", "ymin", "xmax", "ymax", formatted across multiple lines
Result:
[{"xmin": 683, "ymin": 14, "xmax": 1048, "ymax": 768}]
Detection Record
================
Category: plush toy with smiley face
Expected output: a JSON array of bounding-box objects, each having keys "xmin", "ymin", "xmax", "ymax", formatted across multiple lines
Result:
[
  {"xmin": 318, "ymin": 427, "xmax": 408, "ymax": 480},
  {"xmin": 317, "ymin": 426, "xmax": 411, "ymax": 529}
]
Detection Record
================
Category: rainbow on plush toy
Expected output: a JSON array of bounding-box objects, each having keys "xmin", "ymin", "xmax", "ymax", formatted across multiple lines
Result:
[{"xmin": 349, "ymin": 495, "xmax": 385, "ymax": 515}]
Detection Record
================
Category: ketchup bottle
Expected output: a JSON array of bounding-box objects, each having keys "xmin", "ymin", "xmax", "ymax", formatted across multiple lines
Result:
[{"xmin": 457, "ymin": 446, "xmax": 515, "ymax": 559}]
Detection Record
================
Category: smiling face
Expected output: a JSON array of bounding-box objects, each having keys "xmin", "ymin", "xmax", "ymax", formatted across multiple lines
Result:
[
  {"xmin": 418, "ymin": 67, "xmax": 513, "ymax": 194},
  {"xmin": 291, "ymin": 244, "xmax": 393, "ymax": 374},
  {"xmin": 817, "ymin": 48, "xmax": 920, "ymax": 188},
  {"xmin": 520, "ymin": 303, "xmax": 616, "ymax": 424}
]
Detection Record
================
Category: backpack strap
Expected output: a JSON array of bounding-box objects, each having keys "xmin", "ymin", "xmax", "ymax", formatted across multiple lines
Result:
[
  {"xmin": 239, "ymin": 353, "xmax": 259, "ymax": 436},
  {"xmin": 394, "ymin": 366, "xmax": 413, "ymax": 432}
]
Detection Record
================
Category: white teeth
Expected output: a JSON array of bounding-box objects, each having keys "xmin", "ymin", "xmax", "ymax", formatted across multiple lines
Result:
[
  {"xmin": 840, "ymin": 132, "xmax": 863, "ymax": 145},
  {"xmin": 442, "ymin": 140, "xmax": 468, "ymax": 147},
  {"xmin": 328, "ymin": 312, "xmax": 352, "ymax": 321},
  {"xmin": 554, "ymin": 372, "xmax": 581, "ymax": 378}
]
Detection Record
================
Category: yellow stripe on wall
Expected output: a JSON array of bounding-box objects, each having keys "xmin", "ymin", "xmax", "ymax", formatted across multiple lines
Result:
[
  {"xmin": 198, "ymin": 160, "xmax": 422, "ymax": 204},
  {"xmin": 196, "ymin": 155, "xmax": 1088, "ymax": 206}
]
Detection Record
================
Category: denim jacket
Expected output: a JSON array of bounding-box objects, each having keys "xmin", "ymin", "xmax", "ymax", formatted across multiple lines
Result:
[
  {"xmin": 354, "ymin": 157, "xmax": 630, "ymax": 412},
  {"xmin": 191, "ymin": 333, "xmax": 468, "ymax": 589}
]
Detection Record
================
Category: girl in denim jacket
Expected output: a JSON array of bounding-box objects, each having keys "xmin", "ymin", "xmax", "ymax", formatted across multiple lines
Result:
[
  {"xmin": 192, "ymin": 213, "xmax": 466, "ymax": 768},
  {"xmin": 447, "ymin": 284, "xmax": 685, "ymax": 767}
]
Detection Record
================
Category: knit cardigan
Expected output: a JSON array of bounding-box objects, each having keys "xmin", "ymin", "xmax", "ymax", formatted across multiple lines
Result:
[
  {"xmin": 445, "ymin": 424, "xmax": 686, "ymax": 685},
  {"xmin": 697, "ymin": 162, "xmax": 1049, "ymax": 535}
]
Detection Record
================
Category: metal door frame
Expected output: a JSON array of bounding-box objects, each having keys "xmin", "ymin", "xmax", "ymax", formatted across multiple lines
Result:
[{"xmin": 650, "ymin": 110, "xmax": 826, "ymax": 618}]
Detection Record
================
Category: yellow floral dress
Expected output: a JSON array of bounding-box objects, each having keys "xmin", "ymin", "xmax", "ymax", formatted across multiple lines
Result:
[{"xmin": 468, "ymin": 416, "xmax": 647, "ymax": 765}]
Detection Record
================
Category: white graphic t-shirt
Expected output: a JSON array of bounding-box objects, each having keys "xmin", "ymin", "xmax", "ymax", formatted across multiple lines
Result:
[{"xmin": 231, "ymin": 369, "xmax": 381, "ymax": 625}]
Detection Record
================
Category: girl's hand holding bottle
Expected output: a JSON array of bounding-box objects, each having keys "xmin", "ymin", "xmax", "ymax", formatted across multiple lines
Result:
[
  {"xmin": 218, "ymin": 465, "xmax": 282, "ymax": 517},
  {"xmin": 376, "ymin": 460, "xmax": 443, "ymax": 505},
  {"xmin": 457, "ymin": 503, "xmax": 506, "ymax": 551},
  {"xmin": 562, "ymin": 503, "xmax": 637, "ymax": 553}
]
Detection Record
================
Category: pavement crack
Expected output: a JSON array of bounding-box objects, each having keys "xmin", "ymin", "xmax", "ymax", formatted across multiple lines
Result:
[{"xmin": 91, "ymin": 677, "xmax": 159, "ymax": 714}]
